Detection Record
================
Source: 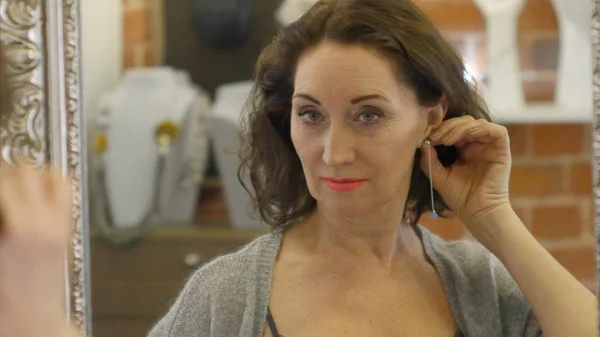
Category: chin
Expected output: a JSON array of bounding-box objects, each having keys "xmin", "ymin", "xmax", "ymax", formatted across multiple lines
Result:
[{"xmin": 316, "ymin": 192, "xmax": 371, "ymax": 214}]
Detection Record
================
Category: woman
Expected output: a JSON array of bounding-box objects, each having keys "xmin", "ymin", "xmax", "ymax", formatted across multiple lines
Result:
[{"xmin": 0, "ymin": 0, "xmax": 596, "ymax": 336}]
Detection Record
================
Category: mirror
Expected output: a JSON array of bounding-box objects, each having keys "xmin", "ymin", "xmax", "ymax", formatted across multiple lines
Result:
[
  {"xmin": 1, "ymin": 0, "xmax": 599, "ymax": 336},
  {"xmin": 0, "ymin": 0, "xmax": 91, "ymax": 335}
]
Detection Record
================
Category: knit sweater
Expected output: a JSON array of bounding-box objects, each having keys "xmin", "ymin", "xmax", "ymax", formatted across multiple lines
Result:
[{"xmin": 147, "ymin": 225, "xmax": 542, "ymax": 337}]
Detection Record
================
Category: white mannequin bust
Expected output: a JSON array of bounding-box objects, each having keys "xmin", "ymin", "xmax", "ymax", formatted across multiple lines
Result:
[
  {"xmin": 211, "ymin": 0, "xmax": 323, "ymax": 231},
  {"xmin": 95, "ymin": 68, "xmax": 211, "ymax": 229},
  {"xmin": 473, "ymin": 0, "xmax": 527, "ymax": 112},
  {"xmin": 549, "ymin": 0, "xmax": 594, "ymax": 110}
]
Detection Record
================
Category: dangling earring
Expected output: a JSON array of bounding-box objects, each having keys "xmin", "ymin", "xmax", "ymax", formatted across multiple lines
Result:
[{"xmin": 423, "ymin": 139, "xmax": 438, "ymax": 219}]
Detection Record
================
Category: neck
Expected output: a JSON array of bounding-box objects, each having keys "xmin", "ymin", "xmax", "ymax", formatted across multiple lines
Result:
[{"xmin": 297, "ymin": 204, "xmax": 422, "ymax": 271}]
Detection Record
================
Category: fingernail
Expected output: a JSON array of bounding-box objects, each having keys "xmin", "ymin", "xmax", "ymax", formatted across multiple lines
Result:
[
  {"xmin": 430, "ymin": 129, "xmax": 441, "ymax": 139},
  {"xmin": 467, "ymin": 126, "xmax": 479, "ymax": 134}
]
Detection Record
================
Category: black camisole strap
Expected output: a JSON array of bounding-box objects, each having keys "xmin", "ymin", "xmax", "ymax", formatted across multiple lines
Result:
[{"xmin": 266, "ymin": 306, "xmax": 283, "ymax": 337}]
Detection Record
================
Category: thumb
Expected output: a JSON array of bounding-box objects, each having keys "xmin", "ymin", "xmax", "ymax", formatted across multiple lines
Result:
[{"xmin": 419, "ymin": 142, "xmax": 450, "ymax": 189}]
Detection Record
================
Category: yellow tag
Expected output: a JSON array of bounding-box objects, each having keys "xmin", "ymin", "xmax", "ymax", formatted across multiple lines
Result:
[
  {"xmin": 94, "ymin": 134, "xmax": 108, "ymax": 153},
  {"xmin": 155, "ymin": 120, "xmax": 179, "ymax": 143}
]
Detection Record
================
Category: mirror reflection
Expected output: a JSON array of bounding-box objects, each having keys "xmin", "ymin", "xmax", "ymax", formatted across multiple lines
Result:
[{"xmin": 78, "ymin": 0, "xmax": 597, "ymax": 336}]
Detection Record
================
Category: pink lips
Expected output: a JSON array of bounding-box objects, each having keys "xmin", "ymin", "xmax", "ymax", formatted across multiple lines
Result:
[{"xmin": 321, "ymin": 178, "xmax": 367, "ymax": 192}]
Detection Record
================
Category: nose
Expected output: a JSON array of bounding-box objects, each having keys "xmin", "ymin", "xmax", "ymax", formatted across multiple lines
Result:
[{"xmin": 322, "ymin": 124, "xmax": 356, "ymax": 167}]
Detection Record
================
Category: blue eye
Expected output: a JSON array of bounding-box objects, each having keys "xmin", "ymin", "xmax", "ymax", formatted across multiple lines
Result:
[
  {"xmin": 359, "ymin": 112, "xmax": 378, "ymax": 122},
  {"xmin": 357, "ymin": 107, "xmax": 382, "ymax": 123},
  {"xmin": 297, "ymin": 109, "xmax": 322, "ymax": 123}
]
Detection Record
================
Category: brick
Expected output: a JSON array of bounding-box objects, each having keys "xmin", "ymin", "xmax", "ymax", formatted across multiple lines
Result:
[
  {"xmin": 531, "ymin": 125, "xmax": 586, "ymax": 156},
  {"xmin": 523, "ymin": 80, "xmax": 554, "ymax": 102},
  {"xmin": 505, "ymin": 125, "xmax": 529, "ymax": 158},
  {"xmin": 517, "ymin": 0, "xmax": 558, "ymax": 31},
  {"xmin": 415, "ymin": 0, "xmax": 484, "ymax": 31},
  {"xmin": 509, "ymin": 164, "xmax": 564, "ymax": 196},
  {"xmin": 125, "ymin": 0, "xmax": 149, "ymax": 7},
  {"xmin": 123, "ymin": 46, "xmax": 135, "ymax": 70},
  {"xmin": 531, "ymin": 205, "xmax": 581, "ymax": 239},
  {"xmin": 548, "ymin": 245, "xmax": 595, "ymax": 280},
  {"xmin": 529, "ymin": 37, "xmax": 558, "ymax": 71},
  {"xmin": 124, "ymin": 7, "xmax": 150, "ymax": 43},
  {"xmin": 518, "ymin": 33, "xmax": 558, "ymax": 72},
  {"xmin": 144, "ymin": 46, "xmax": 155, "ymax": 67},
  {"xmin": 124, "ymin": 44, "xmax": 152, "ymax": 69},
  {"xmin": 414, "ymin": 0, "xmax": 557, "ymax": 32},
  {"xmin": 420, "ymin": 214, "xmax": 466, "ymax": 241},
  {"xmin": 569, "ymin": 162, "xmax": 593, "ymax": 195},
  {"xmin": 585, "ymin": 199, "xmax": 596, "ymax": 236},
  {"xmin": 196, "ymin": 187, "xmax": 229, "ymax": 223}
]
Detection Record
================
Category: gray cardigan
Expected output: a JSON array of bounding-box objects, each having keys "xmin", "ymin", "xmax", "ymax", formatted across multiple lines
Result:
[{"xmin": 148, "ymin": 226, "xmax": 542, "ymax": 337}]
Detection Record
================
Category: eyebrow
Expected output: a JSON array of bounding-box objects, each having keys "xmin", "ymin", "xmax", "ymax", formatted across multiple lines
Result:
[{"xmin": 292, "ymin": 93, "xmax": 389, "ymax": 105}]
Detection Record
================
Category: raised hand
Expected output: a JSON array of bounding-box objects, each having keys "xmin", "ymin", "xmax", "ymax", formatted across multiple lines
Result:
[
  {"xmin": 421, "ymin": 116, "xmax": 512, "ymax": 235},
  {"xmin": 0, "ymin": 164, "xmax": 78, "ymax": 337}
]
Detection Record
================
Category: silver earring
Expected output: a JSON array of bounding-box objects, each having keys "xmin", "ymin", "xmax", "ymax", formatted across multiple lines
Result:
[{"xmin": 423, "ymin": 139, "xmax": 438, "ymax": 219}]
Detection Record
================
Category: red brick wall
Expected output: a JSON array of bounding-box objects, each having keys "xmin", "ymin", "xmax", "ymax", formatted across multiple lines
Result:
[
  {"xmin": 123, "ymin": 0, "xmax": 155, "ymax": 69},
  {"xmin": 417, "ymin": 0, "xmax": 595, "ymax": 290},
  {"xmin": 123, "ymin": 0, "xmax": 595, "ymax": 289},
  {"xmin": 420, "ymin": 124, "xmax": 595, "ymax": 289}
]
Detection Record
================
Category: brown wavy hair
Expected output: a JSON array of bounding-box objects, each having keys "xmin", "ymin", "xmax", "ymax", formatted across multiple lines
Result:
[{"xmin": 237, "ymin": 0, "xmax": 491, "ymax": 230}]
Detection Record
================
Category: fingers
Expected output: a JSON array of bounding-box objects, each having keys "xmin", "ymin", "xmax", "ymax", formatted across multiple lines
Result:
[
  {"xmin": 46, "ymin": 169, "xmax": 74, "ymax": 210},
  {"xmin": 0, "ymin": 165, "xmax": 73, "ymax": 243},
  {"xmin": 0, "ymin": 165, "xmax": 73, "ymax": 337},
  {"xmin": 419, "ymin": 141, "xmax": 450, "ymax": 188},
  {"xmin": 429, "ymin": 116, "xmax": 508, "ymax": 149}
]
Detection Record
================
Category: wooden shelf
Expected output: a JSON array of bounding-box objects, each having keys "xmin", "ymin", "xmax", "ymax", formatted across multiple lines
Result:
[{"xmin": 90, "ymin": 224, "xmax": 268, "ymax": 242}]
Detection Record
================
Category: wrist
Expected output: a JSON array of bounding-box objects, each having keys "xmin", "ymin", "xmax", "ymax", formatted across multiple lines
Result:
[{"xmin": 463, "ymin": 203, "xmax": 529, "ymax": 255}]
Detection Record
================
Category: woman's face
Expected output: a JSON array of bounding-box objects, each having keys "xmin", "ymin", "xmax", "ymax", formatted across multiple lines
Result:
[{"xmin": 291, "ymin": 42, "xmax": 436, "ymax": 216}]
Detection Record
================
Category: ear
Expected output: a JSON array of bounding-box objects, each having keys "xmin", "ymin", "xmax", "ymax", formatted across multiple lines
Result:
[{"xmin": 421, "ymin": 93, "xmax": 448, "ymax": 143}]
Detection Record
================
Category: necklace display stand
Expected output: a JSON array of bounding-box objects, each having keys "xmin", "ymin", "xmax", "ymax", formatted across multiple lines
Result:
[
  {"xmin": 473, "ymin": 0, "xmax": 527, "ymax": 112},
  {"xmin": 90, "ymin": 68, "xmax": 211, "ymax": 245},
  {"xmin": 474, "ymin": 0, "xmax": 593, "ymax": 122},
  {"xmin": 550, "ymin": 0, "xmax": 594, "ymax": 111},
  {"xmin": 212, "ymin": 81, "xmax": 264, "ymax": 230}
]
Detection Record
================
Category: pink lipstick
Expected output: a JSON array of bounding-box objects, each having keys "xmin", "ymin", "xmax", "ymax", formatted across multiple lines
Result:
[{"xmin": 321, "ymin": 178, "xmax": 367, "ymax": 192}]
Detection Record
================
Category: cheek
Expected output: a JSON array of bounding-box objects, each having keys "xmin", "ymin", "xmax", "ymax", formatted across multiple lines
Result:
[
  {"xmin": 291, "ymin": 126, "xmax": 323, "ymax": 197},
  {"xmin": 290, "ymin": 124, "xmax": 304, "ymax": 156},
  {"xmin": 291, "ymin": 125, "xmax": 317, "ymax": 168},
  {"xmin": 369, "ymin": 143, "xmax": 415, "ymax": 176},
  {"xmin": 367, "ymin": 122, "xmax": 420, "ymax": 175}
]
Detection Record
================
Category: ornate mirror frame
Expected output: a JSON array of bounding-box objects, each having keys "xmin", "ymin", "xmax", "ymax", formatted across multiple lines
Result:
[
  {"xmin": 593, "ymin": 1, "xmax": 600, "ymax": 331},
  {"xmin": 0, "ymin": 0, "xmax": 90, "ymax": 336},
  {"xmin": 1, "ymin": 0, "xmax": 600, "ymax": 336}
]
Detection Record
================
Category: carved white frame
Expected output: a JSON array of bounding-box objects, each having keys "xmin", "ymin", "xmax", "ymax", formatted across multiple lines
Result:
[{"xmin": 0, "ymin": 0, "xmax": 90, "ymax": 336}]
